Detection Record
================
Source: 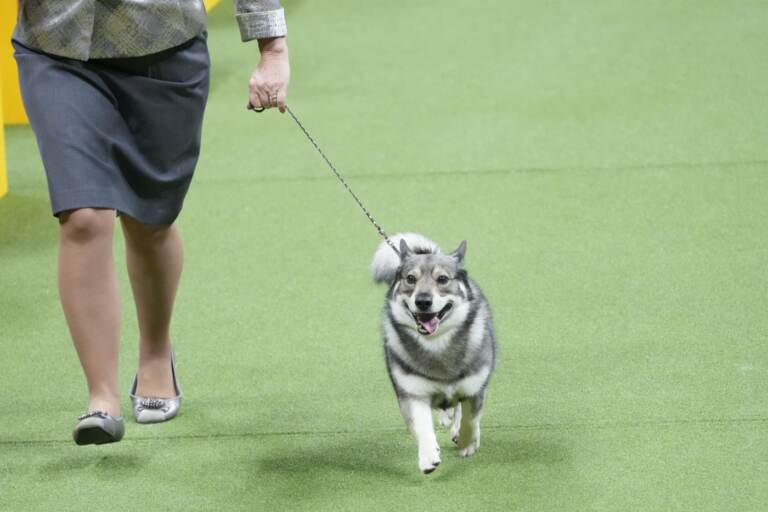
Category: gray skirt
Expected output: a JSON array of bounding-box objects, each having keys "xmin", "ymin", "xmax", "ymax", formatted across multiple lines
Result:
[{"xmin": 13, "ymin": 34, "xmax": 210, "ymax": 225}]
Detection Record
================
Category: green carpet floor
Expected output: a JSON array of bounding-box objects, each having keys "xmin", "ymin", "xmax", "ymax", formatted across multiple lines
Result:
[{"xmin": 2, "ymin": 1, "xmax": 767, "ymax": 510}]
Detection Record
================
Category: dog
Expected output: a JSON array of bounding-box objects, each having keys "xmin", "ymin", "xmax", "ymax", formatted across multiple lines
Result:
[{"xmin": 371, "ymin": 233, "xmax": 497, "ymax": 474}]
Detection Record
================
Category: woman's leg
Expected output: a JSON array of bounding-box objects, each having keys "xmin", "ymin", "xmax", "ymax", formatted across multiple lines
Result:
[
  {"xmin": 120, "ymin": 215, "xmax": 183, "ymax": 398},
  {"xmin": 58, "ymin": 208, "xmax": 122, "ymax": 417}
]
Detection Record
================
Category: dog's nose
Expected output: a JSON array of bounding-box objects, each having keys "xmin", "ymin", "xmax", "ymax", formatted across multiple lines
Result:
[{"xmin": 415, "ymin": 293, "xmax": 433, "ymax": 311}]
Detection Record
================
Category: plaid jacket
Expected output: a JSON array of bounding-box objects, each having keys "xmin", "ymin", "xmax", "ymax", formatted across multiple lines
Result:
[{"xmin": 14, "ymin": 0, "xmax": 287, "ymax": 61}]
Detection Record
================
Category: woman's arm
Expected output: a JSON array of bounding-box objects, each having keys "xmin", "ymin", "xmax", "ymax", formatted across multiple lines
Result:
[
  {"xmin": 235, "ymin": 0, "xmax": 290, "ymax": 112},
  {"xmin": 249, "ymin": 36, "xmax": 289, "ymax": 113}
]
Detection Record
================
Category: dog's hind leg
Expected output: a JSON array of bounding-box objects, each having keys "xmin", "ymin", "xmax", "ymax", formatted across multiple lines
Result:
[
  {"xmin": 457, "ymin": 393, "xmax": 484, "ymax": 458},
  {"xmin": 450, "ymin": 403, "xmax": 462, "ymax": 444},
  {"xmin": 399, "ymin": 397, "xmax": 441, "ymax": 474},
  {"xmin": 438, "ymin": 407, "xmax": 455, "ymax": 428}
]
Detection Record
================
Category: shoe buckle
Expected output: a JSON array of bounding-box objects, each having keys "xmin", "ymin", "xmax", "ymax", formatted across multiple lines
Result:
[
  {"xmin": 139, "ymin": 398, "xmax": 168, "ymax": 411},
  {"xmin": 78, "ymin": 410, "xmax": 108, "ymax": 421}
]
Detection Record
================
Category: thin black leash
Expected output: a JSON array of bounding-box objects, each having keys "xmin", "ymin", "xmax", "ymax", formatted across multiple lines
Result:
[{"xmin": 251, "ymin": 104, "xmax": 399, "ymax": 256}]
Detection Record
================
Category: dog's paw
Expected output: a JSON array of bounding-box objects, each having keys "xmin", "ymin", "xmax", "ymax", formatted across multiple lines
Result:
[
  {"xmin": 438, "ymin": 408, "xmax": 454, "ymax": 428},
  {"xmin": 418, "ymin": 443, "xmax": 441, "ymax": 474},
  {"xmin": 457, "ymin": 439, "xmax": 479, "ymax": 458},
  {"xmin": 450, "ymin": 423, "xmax": 461, "ymax": 444}
]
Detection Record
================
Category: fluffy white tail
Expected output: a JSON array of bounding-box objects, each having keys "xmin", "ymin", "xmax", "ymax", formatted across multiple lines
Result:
[{"xmin": 370, "ymin": 233, "xmax": 440, "ymax": 284}]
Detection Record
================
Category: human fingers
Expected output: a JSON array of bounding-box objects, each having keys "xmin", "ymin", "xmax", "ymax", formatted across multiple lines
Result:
[
  {"xmin": 248, "ymin": 73, "xmax": 271, "ymax": 110},
  {"xmin": 276, "ymin": 87, "xmax": 287, "ymax": 113}
]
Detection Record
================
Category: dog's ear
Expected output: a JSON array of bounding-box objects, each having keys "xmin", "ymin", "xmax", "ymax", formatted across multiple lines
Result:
[
  {"xmin": 399, "ymin": 238, "xmax": 411, "ymax": 261},
  {"xmin": 449, "ymin": 240, "xmax": 467, "ymax": 267}
]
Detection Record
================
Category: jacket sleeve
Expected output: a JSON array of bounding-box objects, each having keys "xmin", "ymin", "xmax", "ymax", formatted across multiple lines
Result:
[{"xmin": 235, "ymin": 0, "xmax": 287, "ymax": 41}]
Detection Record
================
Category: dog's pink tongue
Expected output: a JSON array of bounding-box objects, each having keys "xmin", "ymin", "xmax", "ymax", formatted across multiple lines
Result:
[{"xmin": 420, "ymin": 317, "xmax": 440, "ymax": 334}]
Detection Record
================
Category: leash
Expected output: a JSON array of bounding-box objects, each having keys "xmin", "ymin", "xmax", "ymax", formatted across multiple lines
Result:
[{"xmin": 251, "ymin": 104, "xmax": 399, "ymax": 256}]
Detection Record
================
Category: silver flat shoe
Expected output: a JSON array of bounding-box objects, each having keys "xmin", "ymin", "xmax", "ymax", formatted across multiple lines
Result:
[
  {"xmin": 129, "ymin": 352, "xmax": 182, "ymax": 424},
  {"xmin": 73, "ymin": 411, "xmax": 125, "ymax": 445}
]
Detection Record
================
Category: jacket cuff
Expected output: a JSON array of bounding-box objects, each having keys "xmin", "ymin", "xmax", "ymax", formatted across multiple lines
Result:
[{"xmin": 237, "ymin": 8, "xmax": 287, "ymax": 41}]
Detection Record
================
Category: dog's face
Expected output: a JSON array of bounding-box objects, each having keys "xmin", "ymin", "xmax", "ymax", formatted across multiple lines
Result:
[{"xmin": 390, "ymin": 239, "xmax": 469, "ymax": 336}]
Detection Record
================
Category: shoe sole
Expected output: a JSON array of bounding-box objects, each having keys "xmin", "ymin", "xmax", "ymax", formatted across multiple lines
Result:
[{"xmin": 73, "ymin": 426, "xmax": 120, "ymax": 446}]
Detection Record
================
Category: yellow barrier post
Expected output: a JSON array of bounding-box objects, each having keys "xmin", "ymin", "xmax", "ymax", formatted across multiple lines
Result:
[
  {"xmin": 0, "ymin": 83, "xmax": 6, "ymax": 198},
  {"xmin": 1, "ymin": 0, "xmax": 23, "ymax": 199},
  {"xmin": 1, "ymin": 1, "xmax": 27, "ymax": 125}
]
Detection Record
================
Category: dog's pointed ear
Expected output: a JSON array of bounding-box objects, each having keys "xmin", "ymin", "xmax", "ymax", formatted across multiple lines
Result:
[
  {"xmin": 450, "ymin": 240, "xmax": 467, "ymax": 267},
  {"xmin": 399, "ymin": 239, "xmax": 411, "ymax": 261}
]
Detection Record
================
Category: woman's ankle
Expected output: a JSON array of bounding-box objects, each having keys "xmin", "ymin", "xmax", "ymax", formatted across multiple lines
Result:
[
  {"xmin": 136, "ymin": 342, "xmax": 176, "ymax": 398},
  {"xmin": 138, "ymin": 337, "xmax": 172, "ymax": 361}
]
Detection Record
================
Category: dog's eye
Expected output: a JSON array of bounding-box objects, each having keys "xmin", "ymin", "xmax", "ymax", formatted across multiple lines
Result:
[
  {"xmin": 406, "ymin": 274, "xmax": 417, "ymax": 285},
  {"xmin": 437, "ymin": 275, "xmax": 449, "ymax": 285}
]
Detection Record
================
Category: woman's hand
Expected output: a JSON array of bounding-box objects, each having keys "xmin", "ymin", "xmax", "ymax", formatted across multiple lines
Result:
[{"xmin": 248, "ymin": 37, "xmax": 290, "ymax": 113}]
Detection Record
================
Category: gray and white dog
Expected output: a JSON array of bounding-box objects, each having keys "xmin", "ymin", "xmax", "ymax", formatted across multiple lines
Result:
[{"xmin": 371, "ymin": 233, "xmax": 496, "ymax": 474}]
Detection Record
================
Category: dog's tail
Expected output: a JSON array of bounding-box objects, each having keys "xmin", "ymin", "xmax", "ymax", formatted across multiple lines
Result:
[{"xmin": 370, "ymin": 233, "xmax": 440, "ymax": 284}]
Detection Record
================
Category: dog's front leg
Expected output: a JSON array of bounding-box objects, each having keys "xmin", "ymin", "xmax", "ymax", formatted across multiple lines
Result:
[
  {"xmin": 457, "ymin": 394, "xmax": 484, "ymax": 458},
  {"xmin": 398, "ymin": 397, "xmax": 441, "ymax": 474}
]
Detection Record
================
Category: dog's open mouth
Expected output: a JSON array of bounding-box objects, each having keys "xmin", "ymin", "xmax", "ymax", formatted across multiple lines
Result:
[{"xmin": 413, "ymin": 302, "xmax": 453, "ymax": 335}]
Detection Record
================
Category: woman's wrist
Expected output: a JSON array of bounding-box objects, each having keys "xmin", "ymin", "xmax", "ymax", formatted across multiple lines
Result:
[{"xmin": 258, "ymin": 36, "xmax": 288, "ymax": 55}]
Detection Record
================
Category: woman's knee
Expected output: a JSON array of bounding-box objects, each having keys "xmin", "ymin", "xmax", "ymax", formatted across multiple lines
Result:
[
  {"xmin": 59, "ymin": 208, "xmax": 115, "ymax": 243},
  {"xmin": 120, "ymin": 216, "xmax": 177, "ymax": 250}
]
